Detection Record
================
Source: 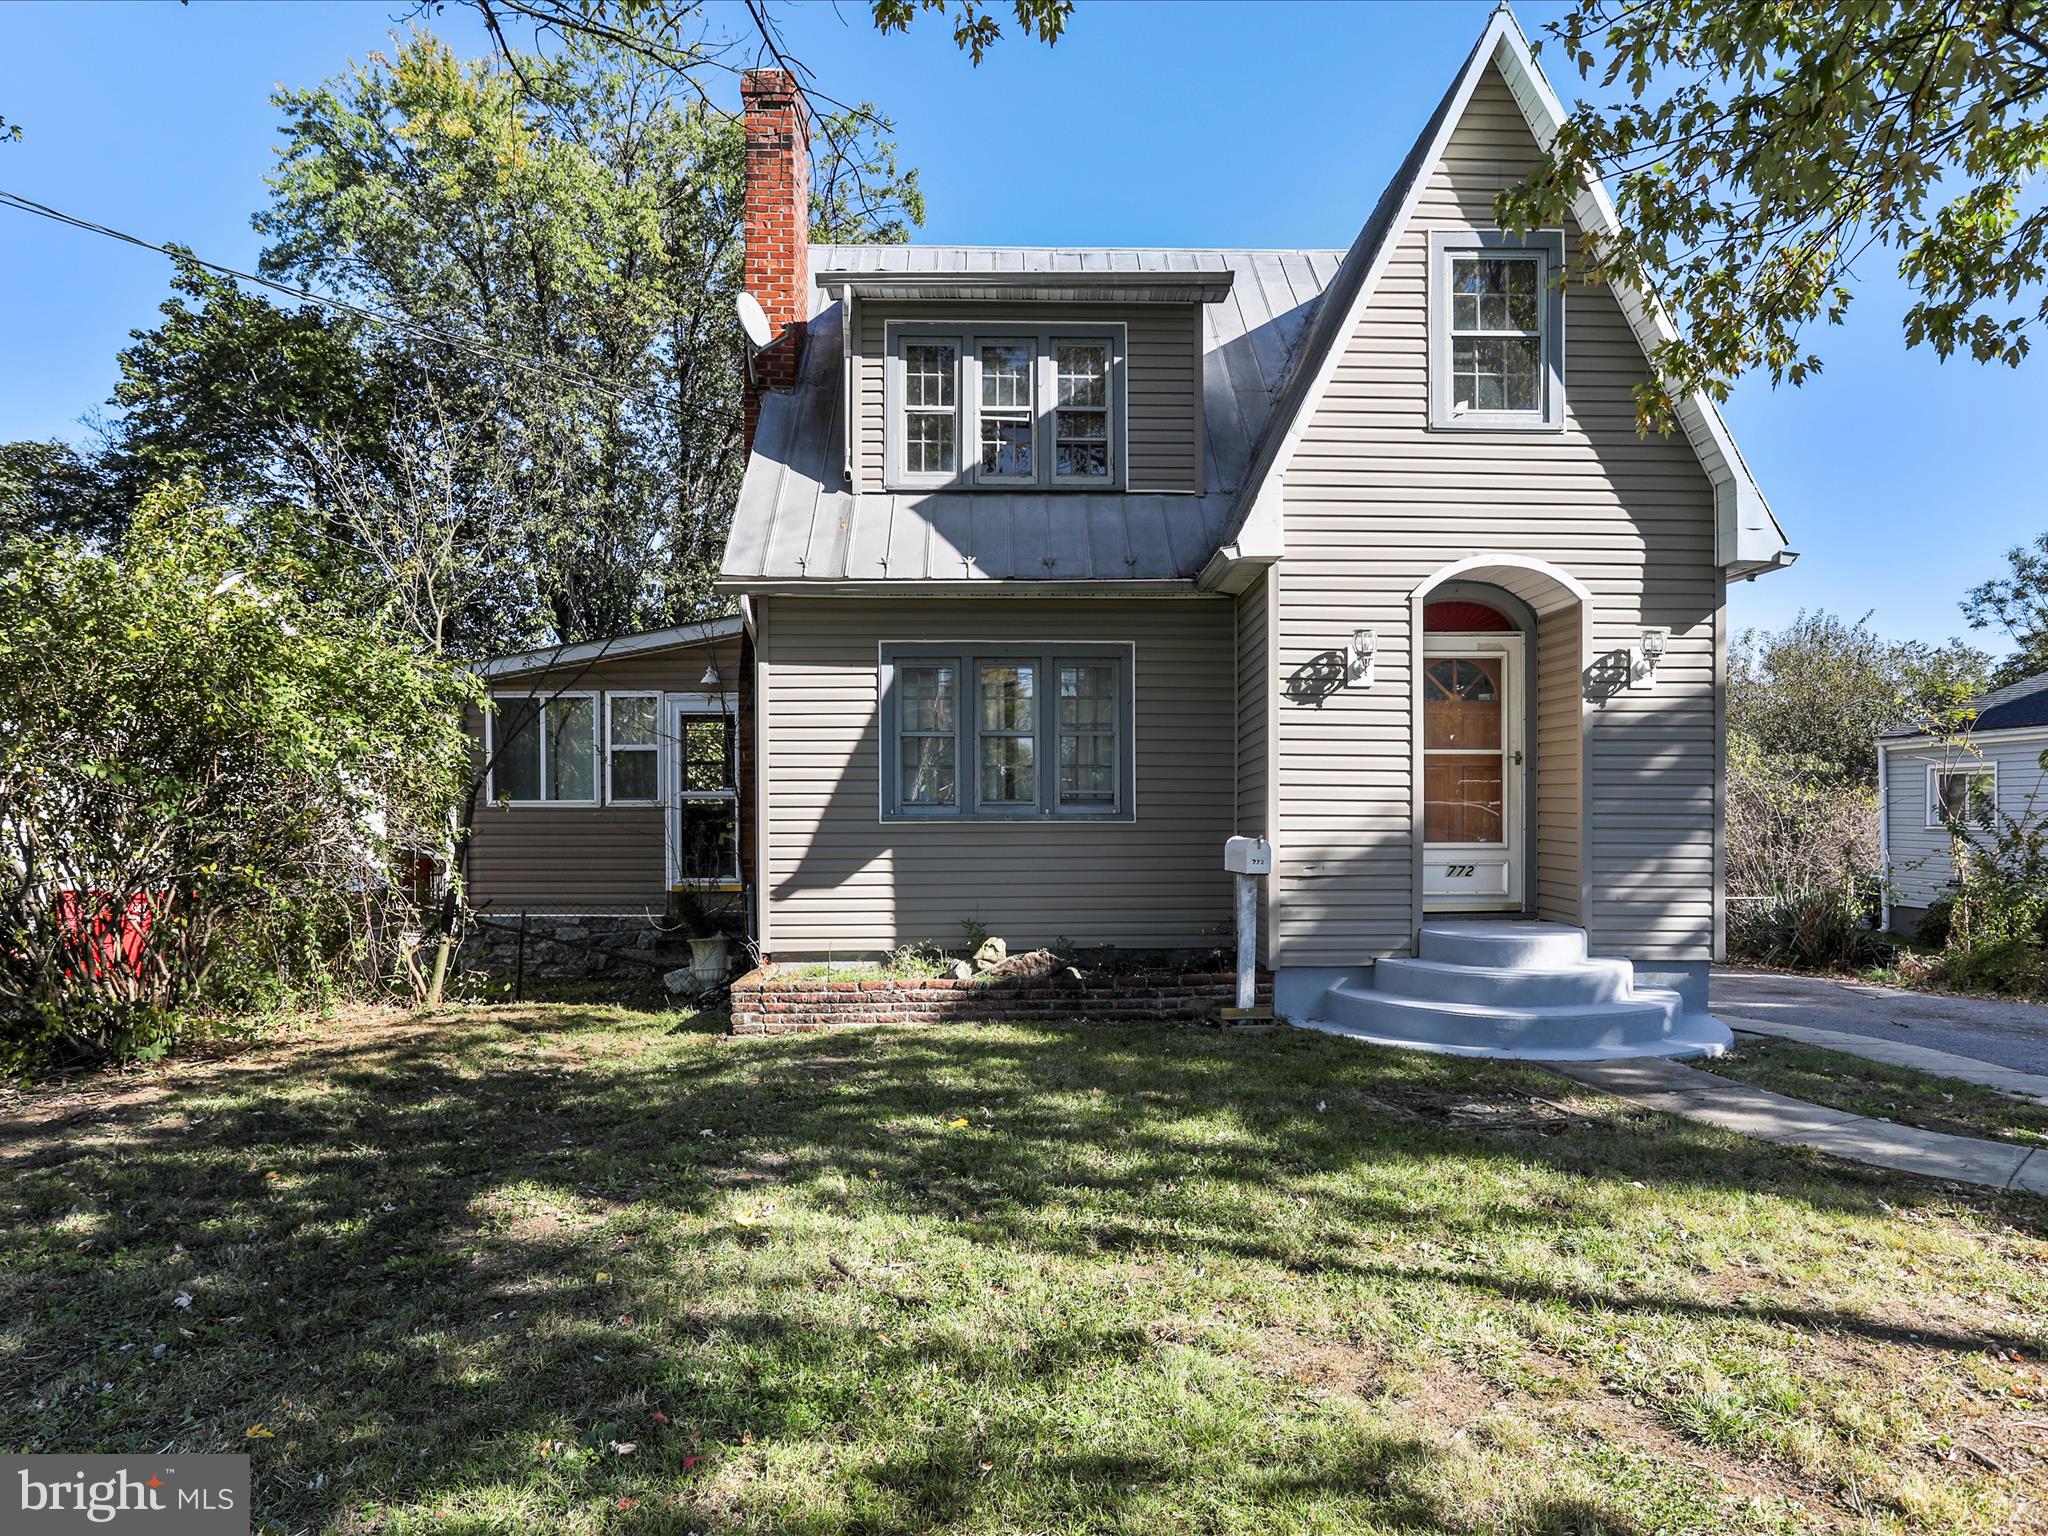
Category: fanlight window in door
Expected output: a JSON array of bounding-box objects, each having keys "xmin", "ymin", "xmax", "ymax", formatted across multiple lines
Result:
[{"xmin": 1423, "ymin": 657, "xmax": 1505, "ymax": 844}]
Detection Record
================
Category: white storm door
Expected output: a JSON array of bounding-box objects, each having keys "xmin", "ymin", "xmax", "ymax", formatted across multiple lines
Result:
[{"xmin": 1422, "ymin": 633, "xmax": 1525, "ymax": 911}]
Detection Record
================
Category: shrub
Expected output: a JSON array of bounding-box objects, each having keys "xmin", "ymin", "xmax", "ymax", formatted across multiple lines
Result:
[
  {"xmin": 1724, "ymin": 732, "xmax": 1884, "ymax": 968},
  {"xmin": 0, "ymin": 491, "xmax": 477, "ymax": 1071}
]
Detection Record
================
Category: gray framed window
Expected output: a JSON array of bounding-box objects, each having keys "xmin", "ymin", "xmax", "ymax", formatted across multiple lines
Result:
[
  {"xmin": 487, "ymin": 692, "xmax": 598, "ymax": 805},
  {"xmin": 674, "ymin": 709, "xmax": 740, "ymax": 883},
  {"xmin": 886, "ymin": 325, "xmax": 1123, "ymax": 490},
  {"xmin": 1428, "ymin": 229, "xmax": 1565, "ymax": 431},
  {"xmin": 605, "ymin": 691, "xmax": 661, "ymax": 804},
  {"xmin": 879, "ymin": 642, "xmax": 1135, "ymax": 821}
]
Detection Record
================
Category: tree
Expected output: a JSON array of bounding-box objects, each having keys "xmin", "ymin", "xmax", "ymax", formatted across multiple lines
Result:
[
  {"xmin": 104, "ymin": 30, "xmax": 922, "ymax": 656},
  {"xmin": 1962, "ymin": 531, "xmax": 2048, "ymax": 684},
  {"xmin": 1729, "ymin": 610, "xmax": 1988, "ymax": 784},
  {"xmin": 1501, "ymin": 1, "xmax": 2048, "ymax": 430},
  {"xmin": 0, "ymin": 439, "xmax": 124, "ymax": 544},
  {"xmin": 0, "ymin": 489, "xmax": 477, "ymax": 1068}
]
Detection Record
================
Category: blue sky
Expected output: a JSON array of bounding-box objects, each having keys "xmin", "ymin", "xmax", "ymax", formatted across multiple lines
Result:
[{"xmin": 1, "ymin": 0, "xmax": 2039, "ymax": 656}]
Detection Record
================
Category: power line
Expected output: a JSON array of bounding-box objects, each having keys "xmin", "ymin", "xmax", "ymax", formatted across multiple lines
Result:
[{"xmin": 0, "ymin": 186, "xmax": 670, "ymax": 408}]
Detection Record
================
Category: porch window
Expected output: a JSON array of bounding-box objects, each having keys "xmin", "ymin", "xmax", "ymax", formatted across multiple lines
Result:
[
  {"xmin": 1927, "ymin": 763, "xmax": 1996, "ymax": 828},
  {"xmin": 880, "ymin": 643, "xmax": 1134, "ymax": 821},
  {"xmin": 605, "ymin": 692, "xmax": 661, "ymax": 803},
  {"xmin": 675, "ymin": 712, "xmax": 739, "ymax": 882},
  {"xmin": 488, "ymin": 692, "xmax": 597, "ymax": 805},
  {"xmin": 1428, "ymin": 230, "xmax": 1565, "ymax": 431},
  {"xmin": 887, "ymin": 327, "xmax": 1121, "ymax": 489}
]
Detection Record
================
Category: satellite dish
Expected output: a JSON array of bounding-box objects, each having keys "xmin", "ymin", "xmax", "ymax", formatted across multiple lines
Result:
[{"xmin": 736, "ymin": 291, "xmax": 773, "ymax": 350}]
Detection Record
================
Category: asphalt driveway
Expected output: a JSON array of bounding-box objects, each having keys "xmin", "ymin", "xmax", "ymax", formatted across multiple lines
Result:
[{"xmin": 1712, "ymin": 967, "xmax": 2048, "ymax": 1075}]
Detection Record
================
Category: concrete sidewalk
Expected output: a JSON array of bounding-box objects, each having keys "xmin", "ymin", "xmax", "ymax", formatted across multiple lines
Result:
[
  {"xmin": 1721, "ymin": 1015, "xmax": 2048, "ymax": 1106},
  {"xmin": 1553, "ymin": 1056, "xmax": 2048, "ymax": 1197}
]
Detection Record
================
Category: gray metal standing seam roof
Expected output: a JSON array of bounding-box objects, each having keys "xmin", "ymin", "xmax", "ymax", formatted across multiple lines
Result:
[{"xmin": 719, "ymin": 245, "xmax": 1346, "ymax": 586}]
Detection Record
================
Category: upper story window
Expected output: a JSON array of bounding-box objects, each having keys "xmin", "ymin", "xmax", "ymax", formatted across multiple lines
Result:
[
  {"xmin": 887, "ymin": 325, "xmax": 1122, "ymax": 491},
  {"xmin": 1428, "ymin": 230, "xmax": 1565, "ymax": 431}
]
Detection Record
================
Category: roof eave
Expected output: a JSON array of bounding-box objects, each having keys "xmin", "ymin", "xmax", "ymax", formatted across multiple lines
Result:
[{"xmin": 813, "ymin": 269, "xmax": 1237, "ymax": 304}]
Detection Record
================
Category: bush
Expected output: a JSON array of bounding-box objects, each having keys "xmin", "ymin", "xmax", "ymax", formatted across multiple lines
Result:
[
  {"xmin": 1724, "ymin": 732, "xmax": 1884, "ymax": 968},
  {"xmin": 0, "ymin": 491, "xmax": 477, "ymax": 1072}
]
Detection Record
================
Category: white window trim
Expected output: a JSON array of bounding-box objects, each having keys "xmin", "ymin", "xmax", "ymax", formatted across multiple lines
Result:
[
  {"xmin": 884, "ymin": 322, "xmax": 1126, "ymax": 492},
  {"xmin": 668, "ymin": 693, "xmax": 743, "ymax": 888},
  {"xmin": 1427, "ymin": 229, "xmax": 1566, "ymax": 432},
  {"xmin": 604, "ymin": 690, "xmax": 664, "ymax": 805},
  {"xmin": 485, "ymin": 690, "xmax": 600, "ymax": 807},
  {"xmin": 1926, "ymin": 760, "xmax": 1997, "ymax": 828}
]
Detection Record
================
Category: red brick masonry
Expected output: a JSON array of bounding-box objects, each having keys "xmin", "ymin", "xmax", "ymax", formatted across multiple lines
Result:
[{"xmin": 730, "ymin": 965, "xmax": 1274, "ymax": 1034}]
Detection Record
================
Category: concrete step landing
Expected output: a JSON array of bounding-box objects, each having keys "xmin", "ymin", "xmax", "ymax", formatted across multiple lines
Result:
[{"xmin": 1303, "ymin": 921, "xmax": 1732, "ymax": 1062}]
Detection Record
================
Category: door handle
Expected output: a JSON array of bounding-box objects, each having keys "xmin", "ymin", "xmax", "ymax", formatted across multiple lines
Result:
[{"xmin": 1511, "ymin": 750, "xmax": 1524, "ymax": 766}]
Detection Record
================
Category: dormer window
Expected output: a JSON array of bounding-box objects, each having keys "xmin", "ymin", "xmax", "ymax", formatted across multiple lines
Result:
[
  {"xmin": 1427, "ymin": 231, "xmax": 1565, "ymax": 431},
  {"xmin": 887, "ymin": 324, "xmax": 1122, "ymax": 490}
]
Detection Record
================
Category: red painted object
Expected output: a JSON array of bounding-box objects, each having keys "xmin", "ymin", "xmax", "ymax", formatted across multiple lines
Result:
[
  {"xmin": 55, "ymin": 890, "xmax": 160, "ymax": 980},
  {"xmin": 1424, "ymin": 599, "xmax": 1514, "ymax": 632}
]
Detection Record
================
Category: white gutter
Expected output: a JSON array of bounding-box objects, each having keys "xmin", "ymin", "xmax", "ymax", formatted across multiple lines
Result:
[{"xmin": 1876, "ymin": 739, "xmax": 1891, "ymax": 933}]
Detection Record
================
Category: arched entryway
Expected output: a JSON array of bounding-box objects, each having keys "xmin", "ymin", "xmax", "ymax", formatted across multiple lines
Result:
[{"xmin": 1410, "ymin": 556, "xmax": 1592, "ymax": 931}]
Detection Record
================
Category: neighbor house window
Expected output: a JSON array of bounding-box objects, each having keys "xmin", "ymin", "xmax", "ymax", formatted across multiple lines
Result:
[
  {"xmin": 880, "ymin": 643, "xmax": 1134, "ymax": 821},
  {"xmin": 888, "ymin": 326, "xmax": 1121, "ymax": 489},
  {"xmin": 675, "ymin": 711, "xmax": 740, "ymax": 882},
  {"xmin": 489, "ymin": 692, "xmax": 598, "ymax": 804},
  {"xmin": 1928, "ymin": 763, "xmax": 1997, "ymax": 828},
  {"xmin": 1428, "ymin": 230, "xmax": 1565, "ymax": 430},
  {"xmin": 605, "ymin": 692, "xmax": 661, "ymax": 804}
]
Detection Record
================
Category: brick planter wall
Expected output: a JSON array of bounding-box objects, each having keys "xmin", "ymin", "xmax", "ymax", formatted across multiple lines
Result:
[{"xmin": 729, "ymin": 965, "xmax": 1272, "ymax": 1034}]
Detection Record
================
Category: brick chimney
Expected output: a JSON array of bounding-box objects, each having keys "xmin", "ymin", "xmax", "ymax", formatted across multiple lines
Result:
[{"xmin": 741, "ymin": 68, "xmax": 811, "ymax": 454}]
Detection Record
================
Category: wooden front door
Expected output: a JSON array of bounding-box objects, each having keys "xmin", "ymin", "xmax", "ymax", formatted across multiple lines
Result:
[{"xmin": 1422, "ymin": 633, "xmax": 1525, "ymax": 911}]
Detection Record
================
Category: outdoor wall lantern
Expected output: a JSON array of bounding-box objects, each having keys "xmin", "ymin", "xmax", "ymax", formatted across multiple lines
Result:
[
  {"xmin": 1347, "ymin": 627, "xmax": 1378, "ymax": 687},
  {"xmin": 700, "ymin": 663, "xmax": 723, "ymax": 688},
  {"xmin": 1629, "ymin": 626, "xmax": 1669, "ymax": 690}
]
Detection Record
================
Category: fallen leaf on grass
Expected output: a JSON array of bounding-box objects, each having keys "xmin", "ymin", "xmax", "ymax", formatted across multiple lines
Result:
[
  {"xmin": 610, "ymin": 1441, "xmax": 637, "ymax": 1456},
  {"xmin": 244, "ymin": 1425, "xmax": 273, "ymax": 1439},
  {"xmin": 946, "ymin": 1117, "xmax": 969, "ymax": 1129}
]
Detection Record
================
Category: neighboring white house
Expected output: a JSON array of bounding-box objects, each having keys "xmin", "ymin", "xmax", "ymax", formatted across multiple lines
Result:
[{"xmin": 1878, "ymin": 670, "xmax": 2048, "ymax": 934}]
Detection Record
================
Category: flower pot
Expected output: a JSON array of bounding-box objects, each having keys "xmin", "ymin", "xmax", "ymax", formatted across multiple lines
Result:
[{"xmin": 688, "ymin": 934, "xmax": 732, "ymax": 990}]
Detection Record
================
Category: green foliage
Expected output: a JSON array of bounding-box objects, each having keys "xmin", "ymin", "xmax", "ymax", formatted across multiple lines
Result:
[
  {"xmin": 1724, "ymin": 731, "xmax": 1884, "ymax": 968},
  {"xmin": 1501, "ymin": 2, "xmax": 2048, "ymax": 430},
  {"xmin": 1961, "ymin": 530, "xmax": 2048, "ymax": 685},
  {"xmin": 1730, "ymin": 610, "xmax": 1987, "ymax": 785},
  {"xmin": 869, "ymin": 0, "xmax": 1073, "ymax": 62},
  {"xmin": 87, "ymin": 30, "xmax": 922, "ymax": 659},
  {"xmin": 0, "ymin": 439, "xmax": 125, "ymax": 544},
  {"xmin": 0, "ymin": 491, "xmax": 478, "ymax": 1069}
]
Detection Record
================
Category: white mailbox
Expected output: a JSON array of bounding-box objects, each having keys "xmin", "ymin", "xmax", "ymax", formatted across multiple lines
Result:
[{"xmin": 1224, "ymin": 835, "xmax": 1272, "ymax": 876}]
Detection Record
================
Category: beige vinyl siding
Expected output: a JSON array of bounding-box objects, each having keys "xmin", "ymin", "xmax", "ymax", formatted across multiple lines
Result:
[
  {"xmin": 465, "ymin": 638, "xmax": 743, "ymax": 908},
  {"xmin": 1884, "ymin": 735, "xmax": 2048, "ymax": 907},
  {"xmin": 850, "ymin": 302, "xmax": 1204, "ymax": 494},
  {"xmin": 1273, "ymin": 63, "xmax": 1724, "ymax": 965},
  {"xmin": 758, "ymin": 595, "xmax": 1234, "ymax": 955}
]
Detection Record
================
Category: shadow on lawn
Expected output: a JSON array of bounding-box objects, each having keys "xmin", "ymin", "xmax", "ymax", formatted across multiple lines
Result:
[{"xmin": 0, "ymin": 1011, "xmax": 2032, "ymax": 1532}]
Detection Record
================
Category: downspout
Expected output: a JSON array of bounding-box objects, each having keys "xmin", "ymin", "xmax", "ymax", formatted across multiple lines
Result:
[
  {"xmin": 840, "ymin": 284, "xmax": 856, "ymax": 487},
  {"xmin": 1876, "ymin": 740, "xmax": 1891, "ymax": 934}
]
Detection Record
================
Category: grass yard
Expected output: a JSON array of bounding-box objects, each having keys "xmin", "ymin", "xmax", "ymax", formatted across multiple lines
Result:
[
  {"xmin": 3, "ymin": 1007, "xmax": 2046, "ymax": 1536},
  {"xmin": 1701, "ymin": 1037, "xmax": 2048, "ymax": 1151}
]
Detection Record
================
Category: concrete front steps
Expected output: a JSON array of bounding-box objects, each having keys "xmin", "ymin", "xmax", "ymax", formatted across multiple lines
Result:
[{"xmin": 1299, "ymin": 921, "xmax": 1732, "ymax": 1062}]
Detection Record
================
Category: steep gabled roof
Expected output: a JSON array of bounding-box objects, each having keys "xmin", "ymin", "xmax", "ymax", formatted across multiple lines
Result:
[{"xmin": 1210, "ymin": 5, "xmax": 1792, "ymax": 585}]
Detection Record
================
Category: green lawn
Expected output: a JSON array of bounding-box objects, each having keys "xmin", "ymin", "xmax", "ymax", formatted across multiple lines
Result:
[
  {"xmin": 3, "ymin": 1007, "xmax": 2045, "ymax": 1535},
  {"xmin": 1701, "ymin": 1037, "xmax": 2048, "ymax": 1150}
]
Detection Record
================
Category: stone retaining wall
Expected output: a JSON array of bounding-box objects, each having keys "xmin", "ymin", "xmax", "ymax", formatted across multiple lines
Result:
[
  {"xmin": 461, "ymin": 911, "xmax": 693, "ymax": 984},
  {"xmin": 730, "ymin": 965, "xmax": 1272, "ymax": 1034}
]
